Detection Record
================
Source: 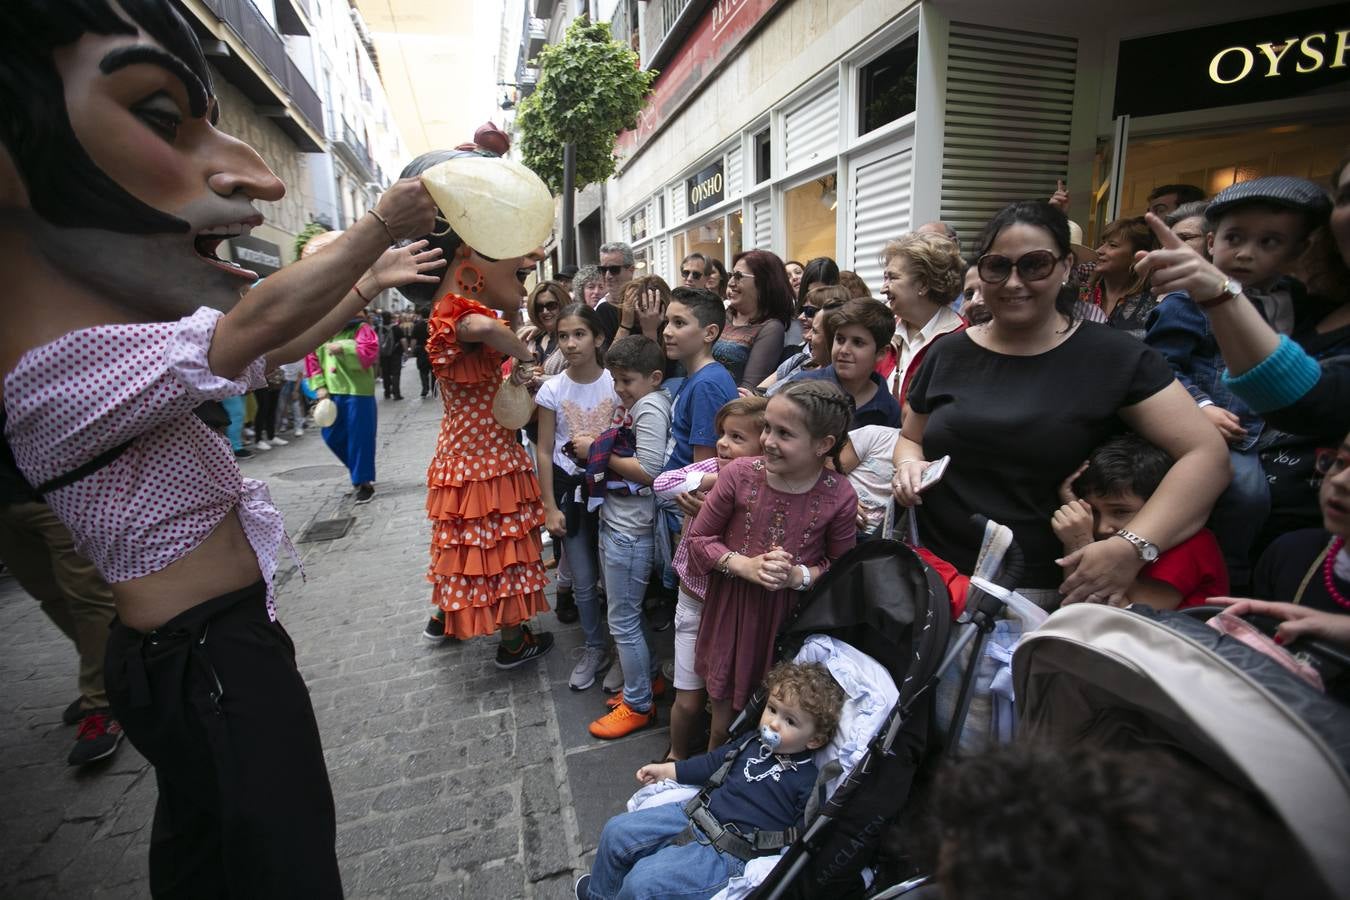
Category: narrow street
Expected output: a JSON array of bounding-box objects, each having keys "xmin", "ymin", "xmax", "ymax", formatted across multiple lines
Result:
[{"xmin": 0, "ymin": 365, "xmax": 673, "ymax": 899}]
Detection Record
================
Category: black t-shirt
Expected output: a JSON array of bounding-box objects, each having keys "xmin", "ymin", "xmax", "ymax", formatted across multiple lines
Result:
[
  {"xmin": 1253, "ymin": 528, "xmax": 1349, "ymax": 614},
  {"xmin": 410, "ymin": 319, "xmax": 430, "ymax": 357},
  {"xmin": 907, "ymin": 323, "xmax": 1174, "ymax": 586},
  {"xmin": 595, "ymin": 301, "xmax": 622, "ymax": 346}
]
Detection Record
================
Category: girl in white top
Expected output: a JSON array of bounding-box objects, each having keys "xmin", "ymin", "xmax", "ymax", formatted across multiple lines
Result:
[
  {"xmin": 839, "ymin": 425, "xmax": 899, "ymax": 538},
  {"xmin": 535, "ymin": 303, "xmax": 621, "ymax": 689}
]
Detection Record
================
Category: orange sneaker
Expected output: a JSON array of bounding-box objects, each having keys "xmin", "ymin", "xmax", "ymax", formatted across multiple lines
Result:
[
  {"xmin": 605, "ymin": 672, "xmax": 668, "ymax": 709},
  {"xmin": 589, "ymin": 700, "xmax": 656, "ymax": 739}
]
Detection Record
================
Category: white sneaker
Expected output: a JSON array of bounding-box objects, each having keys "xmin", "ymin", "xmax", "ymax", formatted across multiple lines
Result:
[
  {"xmin": 293, "ymin": 427, "xmax": 305, "ymax": 438},
  {"xmin": 569, "ymin": 646, "xmax": 612, "ymax": 691},
  {"xmin": 255, "ymin": 440, "xmax": 272, "ymax": 451},
  {"xmin": 270, "ymin": 436, "xmax": 289, "ymax": 446}
]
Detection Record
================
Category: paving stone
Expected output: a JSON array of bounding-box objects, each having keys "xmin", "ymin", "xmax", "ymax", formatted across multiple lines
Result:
[{"xmin": 523, "ymin": 811, "xmax": 574, "ymax": 882}]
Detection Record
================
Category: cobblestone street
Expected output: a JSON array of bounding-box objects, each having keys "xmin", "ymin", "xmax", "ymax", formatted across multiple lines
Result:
[{"xmin": 0, "ymin": 365, "xmax": 673, "ymax": 899}]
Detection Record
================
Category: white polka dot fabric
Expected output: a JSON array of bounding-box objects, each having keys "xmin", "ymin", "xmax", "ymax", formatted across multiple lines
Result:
[{"xmin": 3, "ymin": 307, "xmax": 292, "ymax": 619}]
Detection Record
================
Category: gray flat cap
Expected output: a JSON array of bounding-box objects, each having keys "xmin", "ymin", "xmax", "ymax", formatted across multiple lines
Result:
[{"xmin": 1206, "ymin": 175, "xmax": 1332, "ymax": 223}]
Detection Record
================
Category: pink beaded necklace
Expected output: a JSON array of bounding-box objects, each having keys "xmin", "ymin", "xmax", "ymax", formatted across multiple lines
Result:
[{"xmin": 1322, "ymin": 537, "xmax": 1350, "ymax": 611}]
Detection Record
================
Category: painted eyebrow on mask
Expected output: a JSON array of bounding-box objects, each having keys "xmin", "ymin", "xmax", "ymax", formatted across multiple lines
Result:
[{"xmin": 99, "ymin": 45, "xmax": 209, "ymax": 119}]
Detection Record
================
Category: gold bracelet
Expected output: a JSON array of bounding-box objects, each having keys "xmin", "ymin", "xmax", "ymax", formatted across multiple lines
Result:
[
  {"xmin": 717, "ymin": 551, "xmax": 739, "ymax": 576},
  {"xmin": 367, "ymin": 209, "xmax": 397, "ymax": 244}
]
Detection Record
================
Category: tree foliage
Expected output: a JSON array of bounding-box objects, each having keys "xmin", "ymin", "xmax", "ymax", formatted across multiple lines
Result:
[{"xmin": 517, "ymin": 18, "xmax": 657, "ymax": 194}]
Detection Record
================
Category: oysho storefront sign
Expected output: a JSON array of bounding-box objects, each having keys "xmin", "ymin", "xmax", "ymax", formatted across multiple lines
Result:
[
  {"xmin": 1114, "ymin": 4, "xmax": 1349, "ymax": 118},
  {"xmin": 687, "ymin": 161, "xmax": 725, "ymax": 214}
]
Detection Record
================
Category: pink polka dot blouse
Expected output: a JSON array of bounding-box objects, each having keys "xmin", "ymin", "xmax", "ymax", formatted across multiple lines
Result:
[{"xmin": 2, "ymin": 308, "xmax": 295, "ymax": 620}]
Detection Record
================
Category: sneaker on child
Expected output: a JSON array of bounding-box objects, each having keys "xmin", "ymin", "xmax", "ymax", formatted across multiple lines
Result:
[
  {"xmin": 354, "ymin": 483, "xmax": 375, "ymax": 504},
  {"xmin": 67, "ymin": 709, "xmax": 123, "ymax": 766},
  {"xmin": 589, "ymin": 700, "xmax": 656, "ymax": 740},
  {"xmin": 606, "ymin": 672, "xmax": 667, "ymax": 709},
  {"xmin": 270, "ymin": 436, "xmax": 289, "ymax": 446},
  {"xmin": 495, "ymin": 627, "xmax": 555, "ymax": 669},
  {"xmin": 255, "ymin": 440, "xmax": 272, "ymax": 451},
  {"xmin": 569, "ymin": 646, "xmax": 612, "ymax": 691}
]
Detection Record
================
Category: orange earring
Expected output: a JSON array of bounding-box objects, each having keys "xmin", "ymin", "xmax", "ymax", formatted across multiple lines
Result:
[{"xmin": 456, "ymin": 263, "xmax": 485, "ymax": 295}]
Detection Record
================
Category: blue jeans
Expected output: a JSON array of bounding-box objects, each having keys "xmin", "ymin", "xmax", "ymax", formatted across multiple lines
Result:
[
  {"xmin": 1208, "ymin": 446, "xmax": 1270, "ymax": 586},
  {"xmin": 561, "ymin": 507, "xmax": 606, "ymax": 650},
  {"xmin": 221, "ymin": 395, "xmax": 245, "ymax": 451},
  {"xmin": 600, "ymin": 522, "xmax": 655, "ymax": 710},
  {"xmin": 588, "ymin": 803, "xmax": 744, "ymax": 900}
]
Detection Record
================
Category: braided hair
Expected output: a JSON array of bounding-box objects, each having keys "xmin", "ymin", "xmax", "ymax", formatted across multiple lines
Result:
[{"xmin": 776, "ymin": 380, "xmax": 855, "ymax": 471}]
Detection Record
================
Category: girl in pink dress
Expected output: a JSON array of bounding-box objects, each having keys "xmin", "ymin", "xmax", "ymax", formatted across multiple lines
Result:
[{"xmin": 683, "ymin": 380, "xmax": 858, "ymax": 749}]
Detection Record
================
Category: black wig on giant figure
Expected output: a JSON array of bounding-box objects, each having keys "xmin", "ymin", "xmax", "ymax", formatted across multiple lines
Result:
[{"xmin": 0, "ymin": 0, "xmax": 211, "ymax": 234}]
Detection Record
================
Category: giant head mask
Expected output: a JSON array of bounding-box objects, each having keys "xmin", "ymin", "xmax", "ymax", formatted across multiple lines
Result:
[{"xmin": 0, "ymin": 0, "xmax": 286, "ymax": 319}]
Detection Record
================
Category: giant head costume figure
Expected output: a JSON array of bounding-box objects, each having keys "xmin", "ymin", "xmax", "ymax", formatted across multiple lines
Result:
[{"xmin": 0, "ymin": 0, "xmax": 285, "ymax": 325}]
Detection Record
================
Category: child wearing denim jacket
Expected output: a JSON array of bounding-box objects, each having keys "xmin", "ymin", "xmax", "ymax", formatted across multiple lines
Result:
[
  {"xmin": 1145, "ymin": 176, "xmax": 1328, "ymax": 587},
  {"xmin": 588, "ymin": 336, "xmax": 673, "ymax": 740}
]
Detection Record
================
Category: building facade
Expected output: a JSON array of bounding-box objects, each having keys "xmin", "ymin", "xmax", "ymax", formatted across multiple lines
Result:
[{"xmin": 605, "ymin": 0, "xmax": 1349, "ymax": 294}]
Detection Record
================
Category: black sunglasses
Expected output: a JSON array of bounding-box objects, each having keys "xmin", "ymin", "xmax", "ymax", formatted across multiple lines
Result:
[
  {"xmin": 536, "ymin": 301, "xmax": 560, "ymax": 313},
  {"xmin": 598, "ymin": 264, "xmax": 629, "ymax": 276},
  {"xmin": 800, "ymin": 305, "xmax": 819, "ymax": 319},
  {"xmin": 976, "ymin": 250, "xmax": 1062, "ymax": 285},
  {"xmin": 681, "ymin": 269, "xmax": 705, "ymax": 279}
]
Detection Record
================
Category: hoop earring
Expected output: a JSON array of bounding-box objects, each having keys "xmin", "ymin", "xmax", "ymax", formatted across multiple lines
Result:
[
  {"xmin": 456, "ymin": 263, "xmax": 485, "ymax": 295},
  {"xmin": 430, "ymin": 214, "xmax": 453, "ymax": 237}
]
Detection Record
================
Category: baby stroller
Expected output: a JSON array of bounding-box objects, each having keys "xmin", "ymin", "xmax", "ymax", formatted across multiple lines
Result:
[
  {"xmin": 875, "ymin": 602, "xmax": 1350, "ymax": 899},
  {"xmin": 624, "ymin": 518, "xmax": 1027, "ymax": 900}
]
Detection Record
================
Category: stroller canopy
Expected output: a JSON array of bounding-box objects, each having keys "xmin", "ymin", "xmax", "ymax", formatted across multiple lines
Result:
[{"xmin": 1013, "ymin": 604, "xmax": 1350, "ymax": 898}]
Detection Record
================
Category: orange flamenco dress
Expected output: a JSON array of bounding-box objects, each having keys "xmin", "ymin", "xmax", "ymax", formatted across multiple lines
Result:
[{"xmin": 425, "ymin": 293, "xmax": 550, "ymax": 638}]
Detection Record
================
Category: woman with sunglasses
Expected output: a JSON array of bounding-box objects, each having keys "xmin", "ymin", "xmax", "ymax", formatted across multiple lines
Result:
[
  {"xmin": 716, "ymin": 250, "xmax": 796, "ymax": 389},
  {"xmin": 891, "ymin": 201, "xmax": 1229, "ymax": 610}
]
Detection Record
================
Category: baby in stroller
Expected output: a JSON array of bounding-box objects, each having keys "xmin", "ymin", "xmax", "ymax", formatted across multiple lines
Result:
[{"xmin": 577, "ymin": 662, "xmax": 846, "ymax": 900}]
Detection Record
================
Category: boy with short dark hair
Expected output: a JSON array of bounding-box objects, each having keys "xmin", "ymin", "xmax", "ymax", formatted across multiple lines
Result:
[
  {"xmin": 662, "ymin": 288, "xmax": 739, "ymax": 470},
  {"xmin": 1145, "ymin": 175, "xmax": 1332, "ymax": 588},
  {"xmin": 577, "ymin": 661, "xmax": 845, "ymax": 900},
  {"xmin": 1052, "ymin": 433, "xmax": 1228, "ymax": 610},
  {"xmin": 798, "ymin": 298, "xmax": 900, "ymax": 428},
  {"xmin": 588, "ymin": 336, "xmax": 672, "ymax": 739}
]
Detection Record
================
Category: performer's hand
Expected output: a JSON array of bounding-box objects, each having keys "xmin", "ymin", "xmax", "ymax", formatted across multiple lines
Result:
[
  {"xmin": 316, "ymin": 388, "xmax": 330, "ymax": 400},
  {"xmin": 373, "ymin": 177, "xmax": 439, "ymax": 241},
  {"xmin": 325, "ymin": 342, "xmax": 344, "ymax": 355},
  {"xmin": 369, "ymin": 240, "xmax": 446, "ymax": 291}
]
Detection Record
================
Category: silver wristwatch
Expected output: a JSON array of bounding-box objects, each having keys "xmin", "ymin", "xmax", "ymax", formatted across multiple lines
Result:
[
  {"xmin": 1115, "ymin": 529, "xmax": 1160, "ymax": 563},
  {"xmin": 793, "ymin": 564, "xmax": 812, "ymax": 592}
]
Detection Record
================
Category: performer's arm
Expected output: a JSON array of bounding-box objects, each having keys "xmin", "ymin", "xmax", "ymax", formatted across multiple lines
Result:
[{"xmin": 209, "ymin": 177, "xmax": 435, "ymax": 378}]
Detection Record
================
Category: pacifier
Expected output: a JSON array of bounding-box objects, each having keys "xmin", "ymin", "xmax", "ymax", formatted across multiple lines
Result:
[{"xmin": 759, "ymin": 724, "xmax": 781, "ymax": 750}]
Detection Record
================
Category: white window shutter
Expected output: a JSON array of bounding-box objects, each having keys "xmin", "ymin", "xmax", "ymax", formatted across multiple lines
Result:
[
  {"xmin": 783, "ymin": 87, "xmax": 839, "ymax": 174},
  {"xmin": 655, "ymin": 236, "xmax": 669, "ymax": 280},
  {"xmin": 726, "ymin": 146, "xmax": 743, "ymax": 200},
  {"xmin": 850, "ymin": 145, "xmax": 913, "ymax": 293},
  {"xmin": 940, "ymin": 23, "xmax": 1078, "ymax": 255},
  {"xmin": 669, "ymin": 182, "xmax": 688, "ymax": 227},
  {"xmin": 750, "ymin": 196, "xmax": 772, "ymax": 251}
]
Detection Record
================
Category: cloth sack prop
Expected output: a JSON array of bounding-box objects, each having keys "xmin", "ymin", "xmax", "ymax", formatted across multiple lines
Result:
[
  {"xmin": 312, "ymin": 398, "xmax": 338, "ymax": 428},
  {"xmin": 492, "ymin": 371, "xmax": 534, "ymax": 430},
  {"xmin": 419, "ymin": 156, "xmax": 554, "ymax": 260}
]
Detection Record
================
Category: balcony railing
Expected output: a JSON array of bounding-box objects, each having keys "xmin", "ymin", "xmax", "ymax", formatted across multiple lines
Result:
[
  {"xmin": 527, "ymin": 17, "xmax": 548, "ymax": 57},
  {"xmin": 198, "ymin": 0, "xmax": 324, "ymax": 138},
  {"xmin": 660, "ymin": 0, "xmax": 693, "ymax": 42},
  {"xmin": 335, "ymin": 121, "xmax": 375, "ymax": 181}
]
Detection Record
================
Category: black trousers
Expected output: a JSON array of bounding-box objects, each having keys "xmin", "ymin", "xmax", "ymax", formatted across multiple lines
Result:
[
  {"xmin": 252, "ymin": 387, "xmax": 279, "ymax": 441},
  {"xmin": 104, "ymin": 583, "xmax": 342, "ymax": 899},
  {"xmin": 380, "ymin": 352, "xmax": 403, "ymax": 397},
  {"xmin": 415, "ymin": 351, "xmax": 433, "ymax": 396}
]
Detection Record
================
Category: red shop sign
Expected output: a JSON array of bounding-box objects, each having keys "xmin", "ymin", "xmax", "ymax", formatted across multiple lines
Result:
[{"xmin": 616, "ymin": 0, "xmax": 782, "ymax": 164}]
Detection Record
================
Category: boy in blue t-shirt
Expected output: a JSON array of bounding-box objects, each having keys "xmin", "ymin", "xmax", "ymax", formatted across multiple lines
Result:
[{"xmin": 662, "ymin": 288, "xmax": 739, "ymax": 472}]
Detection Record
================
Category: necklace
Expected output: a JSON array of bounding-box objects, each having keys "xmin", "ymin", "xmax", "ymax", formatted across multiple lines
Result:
[
  {"xmin": 742, "ymin": 742, "xmax": 801, "ymax": 783},
  {"xmin": 1323, "ymin": 537, "xmax": 1350, "ymax": 611},
  {"xmin": 770, "ymin": 470, "xmax": 818, "ymax": 493}
]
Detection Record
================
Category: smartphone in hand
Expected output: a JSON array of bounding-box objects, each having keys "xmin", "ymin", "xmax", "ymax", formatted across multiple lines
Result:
[{"xmin": 918, "ymin": 455, "xmax": 950, "ymax": 492}]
